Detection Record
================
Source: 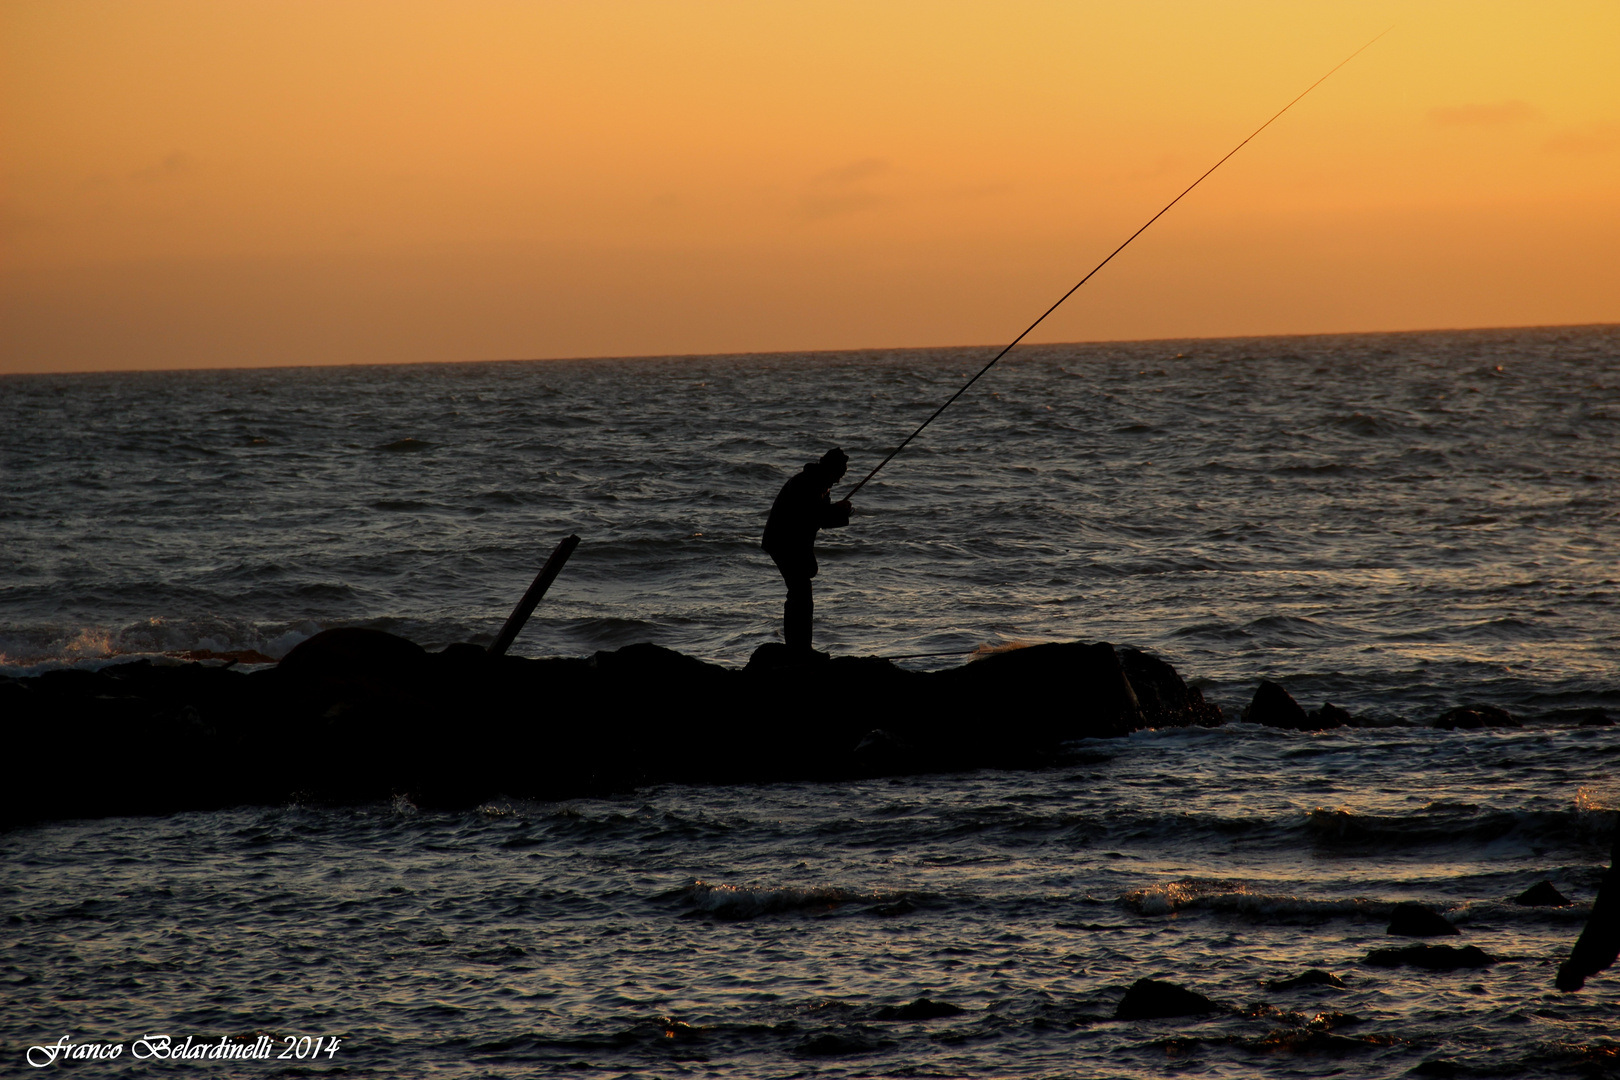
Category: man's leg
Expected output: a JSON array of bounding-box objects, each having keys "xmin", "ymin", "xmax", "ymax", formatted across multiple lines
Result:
[{"xmin": 784, "ymin": 576, "xmax": 813, "ymax": 650}]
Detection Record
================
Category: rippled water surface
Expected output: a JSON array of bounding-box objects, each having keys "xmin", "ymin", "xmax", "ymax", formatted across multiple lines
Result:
[
  {"xmin": 2, "ymin": 326, "xmax": 1617, "ymax": 710},
  {"xmin": 4, "ymin": 727, "xmax": 1618, "ymax": 1077},
  {"xmin": 2, "ymin": 325, "xmax": 1618, "ymax": 1075}
]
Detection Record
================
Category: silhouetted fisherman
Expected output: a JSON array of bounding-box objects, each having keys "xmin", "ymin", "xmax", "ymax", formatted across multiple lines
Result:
[{"xmin": 763, "ymin": 448, "xmax": 852, "ymax": 651}]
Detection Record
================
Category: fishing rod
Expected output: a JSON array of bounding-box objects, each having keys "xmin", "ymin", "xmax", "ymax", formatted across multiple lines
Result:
[{"xmin": 844, "ymin": 28, "xmax": 1391, "ymax": 500}]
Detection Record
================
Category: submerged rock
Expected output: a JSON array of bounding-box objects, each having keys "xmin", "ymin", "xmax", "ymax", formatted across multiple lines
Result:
[
  {"xmin": 1433, "ymin": 705, "xmax": 1519, "ymax": 730},
  {"xmin": 1114, "ymin": 978, "xmax": 1221, "ymax": 1020},
  {"xmin": 1515, "ymin": 881, "xmax": 1572, "ymax": 907},
  {"xmin": 867, "ymin": 898, "xmax": 915, "ymax": 917},
  {"xmin": 1266, "ymin": 969, "xmax": 1345, "ymax": 991},
  {"xmin": 874, "ymin": 998, "xmax": 965, "ymax": 1021},
  {"xmin": 1387, "ymin": 903, "xmax": 1460, "ymax": 937},
  {"xmin": 1363, "ymin": 945, "xmax": 1495, "ymax": 970},
  {"xmin": 793, "ymin": 1031, "xmax": 886, "ymax": 1056}
]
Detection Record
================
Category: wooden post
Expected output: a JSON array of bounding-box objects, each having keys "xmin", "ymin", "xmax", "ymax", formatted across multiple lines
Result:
[{"xmin": 487, "ymin": 534, "xmax": 580, "ymax": 657}]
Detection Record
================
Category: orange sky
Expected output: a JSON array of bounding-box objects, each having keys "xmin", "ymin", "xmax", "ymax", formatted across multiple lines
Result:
[{"xmin": 3, "ymin": 0, "xmax": 1617, "ymax": 373}]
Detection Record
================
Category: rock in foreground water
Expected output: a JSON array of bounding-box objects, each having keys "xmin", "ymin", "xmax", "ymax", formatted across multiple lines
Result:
[
  {"xmin": 1387, "ymin": 903, "xmax": 1460, "ymax": 937},
  {"xmin": 1364, "ymin": 945, "xmax": 1495, "ymax": 971},
  {"xmin": 1266, "ymin": 969, "xmax": 1346, "ymax": 991},
  {"xmin": 1515, "ymin": 881, "xmax": 1571, "ymax": 907},
  {"xmin": 1115, "ymin": 979, "xmax": 1221, "ymax": 1020}
]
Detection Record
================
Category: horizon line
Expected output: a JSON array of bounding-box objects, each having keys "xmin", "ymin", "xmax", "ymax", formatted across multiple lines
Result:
[{"xmin": 3, "ymin": 319, "xmax": 1616, "ymax": 378}]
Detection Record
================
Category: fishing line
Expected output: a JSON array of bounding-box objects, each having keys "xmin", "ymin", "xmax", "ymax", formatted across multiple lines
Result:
[{"xmin": 844, "ymin": 28, "xmax": 1391, "ymax": 500}]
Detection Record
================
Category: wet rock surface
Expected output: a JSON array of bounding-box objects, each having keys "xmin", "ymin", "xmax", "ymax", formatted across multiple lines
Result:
[
  {"xmin": 1387, "ymin": 902, "xmax": 1460, "ymax": 937},
  {"xmin": 1265, "ymin": 969, "xmax": 1346, "ymax": 991},
  {"xmin": 1239, "ymin": 681, "xmax": 1360, "ymax": 731},
  {"xmin": 1434, "ymin": 704, "xmax": 1519, "ymax": 730},
  {"xmin": 873, "ymin": 999, "xmax": 965, "ymax": 1021},
  {"xmin": 1515, "ymin": 880, "xmax": 1572, "ymax": 907},
  {"xmin": 1363, "ymin": 945, "xmax": 1496, "ymax": 970},
  {"xmin": 1114, "ymin": 978, "xmax": 1221, "ymax": 1020},
  {"xmin": 1242, "ymin": 680, "xmax": 1310, "ymax": 729},
  {"xmin": 1118, "ymin": 648, "xmax": 1222, "ymax": 727}
]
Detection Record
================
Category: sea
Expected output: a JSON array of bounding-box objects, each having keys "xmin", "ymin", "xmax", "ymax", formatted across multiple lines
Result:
[{"xmin": 2, "ymin": 324, "xmax": 1618, "ymax": 1077}]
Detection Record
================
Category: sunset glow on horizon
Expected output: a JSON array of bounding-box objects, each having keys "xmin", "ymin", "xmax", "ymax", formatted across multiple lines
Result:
[{"xmin": 3, "ymin": 0, "xmax": 1617, "ymax": 373}]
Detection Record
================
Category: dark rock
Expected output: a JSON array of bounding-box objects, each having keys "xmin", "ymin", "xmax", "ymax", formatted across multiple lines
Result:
[
  {"xmin": 280, "ymin": 626, "xmax": 428, "ymax": 678},
  {"xmin": 1306, "ymin": 1010, "xmax": 1360, "ymax": 1031},
  {"xmin": 1433, "ymin": 705, "xmax": 1519, "ymax": 730},
  {"xmin": 939, "ymin": 641, "xmax": 1146, "ymax": 741},
  {"xmin": 793, "ymin": 1031, "xmax": 883, "ymax": 1056},
  {"xmin": 874, "ymin": 998, "xmax": 965, "ymax": 1021},
  {"xmin": 1514, "ymin": 881, "xmax": 1572, "ymax": 907},
  {"xmin": 1557, "ymin": 832, "xmax": 1620, "ymax": 991},
  {"xmin": 745, "ymin": 642, "xmax": 831, "ymax": 672},
  {"xmin": 277, "ymin": 627, "xmax": 433, "ymax": 721},
  {"xmin": 868, "ymin": 898, "xmax": 915, "ymax": 917},
  {"xmin": 1238, "ymin": 1028, "xmax": 1371, "ymax": 1055},
  {"xmin": 1578, "ymin": 710, "xmax": 1614, "ymax": 727},
  {"xmin": 852, "ymin": 729, "xmax": 918, "ymax": 775},
  {"xmin": 0, "ymin": 635, "xmax": 1231, "ymax": 825},
  {"xmin": 1114, "ymin": 978, "xmax": 1220, "ymax": 1020},
  {"xmin": 1242, "ymin": 680, "xmax": 1311, "ymax": 730},
  {"xmin": 436, "ymin": 640, "xmax": 491, "ymax": 669},
  {"xmin": 1387, "ymin": 902, "xmax": 1459, "ymax": 937},
  {"xmin": 593, "ymin": 641, "xmax": 729, "ymax": 684},
  {"xmin": 1266, "ymin": 969, "xmax": 1345, "ymax": 991},
  {"xmin": 1363, "ymin": 945, "xmax": 1495, "ymax": 970},
  {"xmin": 1307, "ymin": 702, "xmax": 1353, "ymax": 729},
  {"xmin": 659, "ymin": 1019, "xmax": 700, "ymax": 1043},
  {"xmin": 1117, "ymin": 648, "xmax": 1223, "ymax": 727}
]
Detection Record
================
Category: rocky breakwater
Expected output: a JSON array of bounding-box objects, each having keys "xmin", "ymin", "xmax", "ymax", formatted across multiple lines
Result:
[{"xmin": 1, "ymin": 633, "xmax": 1221, "ymax": 824}]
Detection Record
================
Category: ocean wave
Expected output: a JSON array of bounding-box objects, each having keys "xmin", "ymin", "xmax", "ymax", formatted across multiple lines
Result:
[
  {"xmin": 1302, "ymin": 804, "xmax": 1615, "ymax": 850},
  {"xmin": 1119, "ymin": 876, "xmax": 1384, "ymax": 921},
  {"xmin": 0, "ymin": 616, "xmax": 323, "ymax": 673},
  {"xmin": 1118, "ymin": 877, "xmax": 1568, "ymax": 925},
  {"xmin": 657, "ymin": 879, "xmax": 912, "ymax": 921},
  {"xmin": 1273, "ymin": 461, "xmax": 1361, "ymax": 476},
  {"xmin": 1329, "ymin": 411, "xmax": 1402, "ymax": 436},
  {"xmin": 4, "ymin": 328, "xmax": 1619, "ymax": 709}
]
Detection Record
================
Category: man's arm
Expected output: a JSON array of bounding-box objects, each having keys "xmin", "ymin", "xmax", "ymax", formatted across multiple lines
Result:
[{"xmin": 820, "ymin": 498, "xmax": 852, "ymax": 529}]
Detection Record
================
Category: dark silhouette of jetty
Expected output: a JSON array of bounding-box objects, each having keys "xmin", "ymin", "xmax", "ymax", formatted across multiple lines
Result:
[{"xmin": 2, "ymin": 629, "xmax": 1218, "ymax": 823}]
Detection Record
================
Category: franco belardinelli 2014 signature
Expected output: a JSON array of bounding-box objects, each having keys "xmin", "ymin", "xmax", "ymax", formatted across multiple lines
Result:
[{"xmin": 26, "ymin": 1033, "xmax": 343, "ymax": 1068}]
